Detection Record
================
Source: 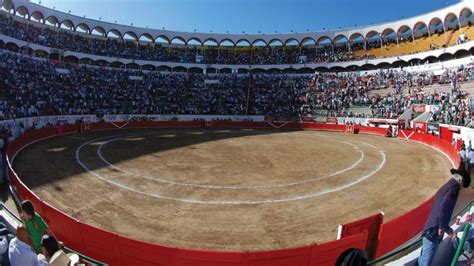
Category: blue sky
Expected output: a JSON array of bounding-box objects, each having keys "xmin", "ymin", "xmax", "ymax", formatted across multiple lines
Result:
[{"xmin": 31, "ymin": 0, "xmax": 459, "ymax": 34}]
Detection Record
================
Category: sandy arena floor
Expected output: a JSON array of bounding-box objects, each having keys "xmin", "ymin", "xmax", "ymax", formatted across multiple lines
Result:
[{"xmin": 13, "ymin": 128, "xmax": 453, "ymax": 251}]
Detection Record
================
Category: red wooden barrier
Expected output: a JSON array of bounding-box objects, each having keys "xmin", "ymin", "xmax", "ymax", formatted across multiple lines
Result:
[
  {"xmin": 245, "ymin": 246, "xmax": 312, "ymax": 266},
  {"xmin": 339, "ymin": 213, "xmax": 384, "ymax": 259},
  {"xmin": 357, "ymin": 127, "xmax": 386, "ymax": 136},
  {"xmin": 118, "ymin": 236, "xmax": 178, "ymax": 266},
  {"xmin": 374, "ymin": 197, "xmax": 434, "ymax": 258},
  {"xmin": 78, "ymin": 222, "xmax": 122, "ymax": 265},
  {"xmin": 312, "ymin": 232, "xmax": 368, "ymax": 266}
]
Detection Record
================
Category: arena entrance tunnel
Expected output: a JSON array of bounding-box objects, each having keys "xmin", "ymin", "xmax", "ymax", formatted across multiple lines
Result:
[{"xmin": 5, "ymin": 120, "xmax": 462, "ymax": 265}]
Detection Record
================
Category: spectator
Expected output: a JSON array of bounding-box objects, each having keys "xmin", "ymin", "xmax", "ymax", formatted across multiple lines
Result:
[
  {"xmin": 8, "ymin": 225, "xmax": 38, "ymax": 266},
  {"xmin": 418, "ymin": 167, "xmax": 471, "ymax": 266},
  {"xmin": 38, "ymin": 235, "xmax": 78, "ymax": 266},
  {"xmin": 20, "ymin": 200, "xmax": 54, "ymax": 253}
]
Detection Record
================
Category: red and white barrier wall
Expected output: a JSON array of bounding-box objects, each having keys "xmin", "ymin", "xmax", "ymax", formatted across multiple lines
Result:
[{"xmin": 5, "ymin": 121, "xmax": 460, "ymax": 265}]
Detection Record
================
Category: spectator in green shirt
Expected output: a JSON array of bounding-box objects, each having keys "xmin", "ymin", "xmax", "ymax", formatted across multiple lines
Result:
[{"xmin": 20, "ymin": 200, "xmax": 54, "ymax": 253}]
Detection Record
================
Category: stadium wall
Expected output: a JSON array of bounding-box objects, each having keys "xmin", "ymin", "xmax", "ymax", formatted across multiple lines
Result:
[{"xmin": 4, "ymin": 119, "xmax": 460, "ymax": 265}]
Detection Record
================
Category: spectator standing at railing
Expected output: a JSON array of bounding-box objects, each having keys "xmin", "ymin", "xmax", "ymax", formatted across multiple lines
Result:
[
  {"xmin": 20, "ymin": 201, "xmax": 54, "ymax": 254},
  {"xmin": 418, "ymin": 167, "xmax": 471, "ymax": 266}
]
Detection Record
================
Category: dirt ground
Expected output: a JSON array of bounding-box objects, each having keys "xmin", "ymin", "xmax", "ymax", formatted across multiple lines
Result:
[{"xmin": 13, "ymin": 128, "xmax": 453, "ymax": 251}]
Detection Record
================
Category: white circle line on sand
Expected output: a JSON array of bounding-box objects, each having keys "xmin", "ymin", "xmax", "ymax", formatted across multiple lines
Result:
[
  {"xmin": 74, "ymin": 133, "xmax": 386, "ymax": 204},
  {"xmin": 95, "ymin": 134, "xmax": 365, "ymax": 189},
  {"xmin": 76, "ymin": 139, "xmax": 386, "ymax": 205}
]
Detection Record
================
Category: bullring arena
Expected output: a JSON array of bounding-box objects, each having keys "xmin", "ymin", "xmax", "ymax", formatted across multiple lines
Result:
[
  {"xmin": 3, "ymin": 0, "xmax": 474, "ymax": 264},
  {"xmin": 12, "ymin": 125, "xmax": 452, "ymax": 252}
]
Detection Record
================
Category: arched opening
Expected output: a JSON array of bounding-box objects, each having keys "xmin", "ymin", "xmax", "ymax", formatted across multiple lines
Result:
[
  {"xmin": 459, "ymin": 7, "xmax": 473, "ymax": 27},
  {"xmin": 187, "ymin": 38, "xmax": 203, "ymax": 46},
  {"xmin": 218, "ymin": 68, "xmax": 232, "ymax": 74},
  {"xmin": 0, "ymin": 40, "xmax": 4, "ymax": 50},
  {"xmin": 49, "ymin": 52, "xmax": 61, "ymax": 61},
  {"xmin": 429, "ymin": 17, "xmax": 444, "ymax": 35},
  {"xmin": 281, "ymin": 68, "xmax": 297, "ymax": 74},
  {"xmin": 15, "ymin": 6, "xmax": 28, "ymax": 18},
  {"xmin": 79, "ymin": 58, "xmax": 93, "ymax": 65},
  {"xmin": 392, "ymin": 60, "xmax": 407, "ymax": 68},
  {"xmin": 444, "ymin": 13, "xmax": 459, "ymax": 31},
  {"xmin": 34, "ymin": 49, "xmax": 49, "ymax": 59},
  {"xmin": 422, "ymin": 55, "xmax": 439, "ymax": 64},
  {"xmin": 206, "ymin": 67, "xmax": 217, "ymax": 74},
  {"xmin": 170, "ymin": 36, "xmax": 186, "ymax": 45},
  {"xmin": 408, "ymin": 58, "xmax": 421, "ymax": 66},
  {"xmin": 91, "ymin": 26, "xmax": 106, "ymax": 37},
  {"xmin": 315, "ymin": 66, "xmax": 329, "ymax": 72},
  {"xmin": 328, "ymin": 66, "xmax": 345, "ymax": 72},
  {"xmin": 235, "ymin": 39, "xmax": 251, "ymax": 47},
  {"xmin": 297, "ymin": 67, "xmax": 313, "ymax": 74},
  {"xmin": 381, "ymin": 28, "xmax": 396, "ymax": 45},
  {"xmin": 316, "ymin": 36, "xmax": 332, "ymax": 46},
  {"xmin": 20, "ymin": 45, "xmax": 33, "ymax": 55},
  {"xmin": 138, "ymin": 33, "xmax": 154, "ymax": 43},
  {"xmin": 157, "ymin": 65, "xmax": 172, "ymax": 72},
  {"xmin": 123, "ymin": 31, "xmax": 138, "ymax": 41},
  {"xmin": 30, "ymin": 11, "xmax": 44, "ymax": 23},
  {"xmin": 188, "ymin": 67, "xmax": 203, "ymax": 73},
  {"xmin": 219, "ymin": 39, "xmax": 235, "ymax": 47},
  {"xmin": 268, "ymin": 39, "xmax": 284, "ymax": 47},
  {"xmin": 301, "ymin": 37, "xmax": 316, "ymax": 46},
  {"xmin": 366, "ymin": 31, "xmax": 381, "ymax": 49},
  {"xmin": 95, "ymin": 60, "xmax": 109, "ymax": 67},
  {"xmin": 376, "ymin": 62, "xmax": 392, "ymax": 69},
  {"xmin": 19, "ymin": 44, "xmax": 31, "ymax": 56},
  {"xmin": 110, "ymin": 61, "xmax": 125, "ymax": 68},
  {"xmin": 397, "ymin": 25, "xmax": 413, "ymax": 43},
  {"xmin": 5, "ymin": 42, "xmax": 19, "ymax": 52},
  {"xmin": 454, "ymin": 49, "xmax": 469, "ymax": 58},
  {"xmin": 251, "ymin": 39, "xmax": 267, "ymax": 47},
  {"xmin": 107, "ymin": 29, "xmax": 122, "ymax": 39},
  {"xmin": 64, "ymin": 55, "xmax": 79, "ymax": 64},
  {"xmin": 76, "ymin": 23, "xmax": 91, "ymax": 34},
  {"xmin": 172, "ymin": 66, "xmax": 187, "ymax": 72},
  {"xmin": 284, "ymin": 38, "xmax": 299, "ymax": 46},
  {"xmin": 439, "ymin": 53, "xmax": 455, "ymax": 61},
  {"xmin": 126, "ymin": 63, "xmax": 140, "ymax": 69},
  {"xmin": 250, "ymin": 68, "xmax": 265, "ymax": 74},
  {"xmin": 60, "ymin": 19, "xmax": 75, "ymax": 30},
  {"xmin": 349, "ymin": 33, "xmax": 365, "ymax": 51},
  {"xmin": 238, "ymin": 68, "xmax": 249, "ymax": 74},
  {"xmin": 203, "ymin": 38, "xmax": 218, "ymax": 46},
  {"xmin": 333, "ymin": 35, "xmax": 348, "ymax": 46},
  {"xmin": 413, "ymin": 21, "xmax": 428, "ymax": 39},
  {"xmin": 265, "ymin": 68, "xmax": 283, "ymax": 74},
  {"xmin": 45, "ymin": 15, "xmax": 59, "ymax": 27},
  {"xmin": 142, "ymin": 64, "xmax": 156, "ymax": 71},
  {"xmin": 155, "ymin": 35, "xmax": 170, "ymax": 44}
]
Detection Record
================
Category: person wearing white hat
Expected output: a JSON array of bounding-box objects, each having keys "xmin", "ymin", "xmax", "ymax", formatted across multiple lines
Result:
[{"xmin": 38, "ymin": 235, "xmax": 79, "ymax": 266}]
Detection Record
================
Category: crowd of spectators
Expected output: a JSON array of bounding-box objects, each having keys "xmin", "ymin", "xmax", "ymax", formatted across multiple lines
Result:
[
  {"xmin": 0, "ymin": 13, "xmax": 369, "ymax": 65},
  {"xmin": 0, "ymin": 48, "xmax": 472, "ymax": 127}
]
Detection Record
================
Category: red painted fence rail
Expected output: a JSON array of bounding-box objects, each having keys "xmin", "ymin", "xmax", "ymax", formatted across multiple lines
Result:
[{"xmin": 5, "ymin": 121, "xmax": 458, "ymax": 265}]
